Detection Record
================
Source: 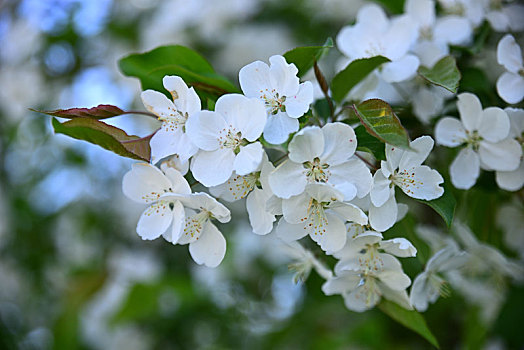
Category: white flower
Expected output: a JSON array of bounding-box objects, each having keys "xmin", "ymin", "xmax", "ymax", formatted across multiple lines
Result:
[
  {"xmin": 369, "ymin": 136, "xmax": 444, "ymax": 231},
  {"xmin": 160, "ymin": 154, "xmax": 189, "ymax": 176},
  {"xmin": 495, "ymin": 108, "xmax": 524, "ymax": 191},
  {"xmin": 164, "ymin": 192, "xmax": 231, "ymax": 268},
  {"xmin": 122, "ymin": 162, "xmax": 191, "ymax": 241},
  {"xmin": 276, "ymin": 183, "xmax": 367, "ymax": 254},
  {"xmin": 485, "ymin": 3, "xmax": 524, "ymax": 32},
  {"xmin": 186, "ymin": 93, "xmax": 267, "ymax": 187},
  {"xmin": 239, "ymin": 55, "xmax": 314, "ymax": 144},
  {"xmin": 496, "ymin": 34, "xmax": 524, "ymax": 105},
  {"xmin": 435, "ymin": 93, "xmax": 522, "ymax": 189},
  {"xmin": 210, "ymin": 153, "xmax": 277, "ymax": 235},
  {"xmin": 410, "ymin": 245, "xmax": 468, "ymax": 311},
  {"xmin": 337, "ymin": 4, "xmax": 420, "ymax": 83},
  {"xmin": 269, "ymin": 122, "xmax": 372, "ymax": 200},
  {"xmin": 279, "ymin": 240, "xmax": 333, "ymax": 283},
  {"xmin": 141, "ymin": 76, "xmax": 201, "ymax": 163},
  {"xmin": 438, "ymin": 0, "xmax": 485, "ymax": 28}
]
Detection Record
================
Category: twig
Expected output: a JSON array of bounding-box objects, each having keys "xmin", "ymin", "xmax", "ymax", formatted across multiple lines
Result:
[
  {"xmin": 355, "ymin": 152, "xmax": 378, "ymax": 171},
  {"xmin": 314, "ymin": 62, "xmax": 334, "ymax": 120}
]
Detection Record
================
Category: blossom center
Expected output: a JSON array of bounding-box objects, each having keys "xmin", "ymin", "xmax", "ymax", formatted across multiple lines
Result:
[
  {"xmin": 304, "ymin": 158, "xmax": 330, "ymax": 183},
  {"xmin": 218, "ymin": 126, "xmax": 244, "ymax": 152},
  {"xmin": 465, "ymin": 130, "xmax": 483, "ymax": 150},
  {"xmin": 260, "ymin": 89, "xmax": 287, "ymax": 114},
  {"xmin": 301, "ymin": 199, "xmax": 328, "ymax": 236},
  {"xmin": 183, "ymin": 209, "xmax": 211, "ymax": 238},
  {"xmin": 159, "ymin": 105, "xmax": 188, "ymax": 132},
  {"xmin": 226, "ymin": 172, "xmax": 259, "ymax": 200},
  {"xmin": 391, "ymin": 168, "xmax": 423, "ymax": 196}
]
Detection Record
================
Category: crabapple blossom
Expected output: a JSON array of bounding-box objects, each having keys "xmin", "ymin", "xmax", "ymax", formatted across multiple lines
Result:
[
  {"xmin": 496, "ymin": 34, "xmax": 524, "ymax": 104},
  {"xmin": 239, "ymin": 55, "xmax": 314, "ymax": 144},
  {"xmin": 186, "ymin": 93, "xmax": 267, "ymax": 187},
  {"xmin": 279, "ymin": 240, "xmax": 333, "ymax": 283},
  {"xmin": 141, "ymin": 75, "xmax": 201, "ymax": 163},
  {"xmin": 269, "ymin": 122, "xmax": 372, "ymax": 200},
  {"xmin": 495, "ymin": 108, "xmax": 524, "ymax": 191},
  {"xmin": 435, "ymin": 93, "xmax": 522, "ymax": 189}
]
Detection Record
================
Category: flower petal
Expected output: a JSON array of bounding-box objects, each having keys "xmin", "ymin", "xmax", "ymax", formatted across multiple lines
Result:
[
  {"xmin": 435, "ymin": 117, "xmax": 467, "ymax": 147},
  {"xmin": 496, "ymin": 162, "xmax": 524, "ymax": 192},
  {"xmin": 478, "ymin": 107, "xmax": 510, "ymax": 143},
  {"xmin": 189, "ymin": 222, "xmax": 226, "ymax": 268},
  {"xmin": 234, "ymin": 142, "xmax": 264, "ymax": 176},
  {"xmin": 320, "ymin": 122, "xmax": 357, "ymax": 166},
  {"xmin": 329, "ymin": 158, "xmax": 373, "ymax": 198},
  {"xmin": 369, "ymin": 195, "xmax": 398, "ymax": 232},
  {"xmin": 215, "ymin": 94, "xmax": 267, "ymax": 141},
  {"xmin": 395, "ymin": 165, "xmax": 444, "ymax": 201},
  {"xmin": 162, "ymin": 75, "xmax": 201, "ymax": 115},
  {"xmin": 434, "ymin": 15, "xmax": 472, "ymax": 46},
  {"xmin": 285, "ymin": 81, "xmax": 314, "ymax": 118},
  {"xmin": 370, "ymin": 170, "xmax": 392, "ymax": 207},
  {"xmin": 239, "ymin": 60, "xmax": 271, "ymax": 97},
  {"xmin": 329, "ymin": 202, "xmax": 368, "ymax": 225},
  {"xmin": 344, "ymin": 282, "xmax": 381, "ymax": 312},
  {"xmin": 276, "ymin": 217, "xmax": 309, "ymax": 242},
  {"xmin": 380, "ymin": 238, "xmax": 417, "ymax": 257},
  {"xmin": 479, "ymin": 138, "xmax": 522, "ymax": 172},
  {"xmin": 136, "ymin": 201, "xmax": 173, "ymax": 240},
  {"xmin": 321, "ymin": 273, "xmax": 361, "ymax": 295},
  {"xmin": 122, "ymin": 162, "xmax": 172, "ymax": 203},
  {"xmin": 496, "ymin": 72, "xmax": 524, "ymax": 105},
  {"xmin": 247, "ymin": 188, "xmax": 276, "ymax": 235},
  {"xmin": 457, "ymin": 92, "xmax": 482, "ymax": 132},
  {"xmin": 381, "ymin": 54, "xmax": 420, "ymax": 83},
  {"xmin": 185, "ymin": 110, "xmax": 226, "ymax": 151},
  {"xmin": 150, "ymin": 127, "xmax": 198, "ymax": 163},
  {"xmin": 162, "ymin": 200, "xmax": 185, "ymax": 244},
  {"xmin": 163, "ymin": 167, "xmax": 191, "ymax": 195},
  {"xmin": 263, "ymin": 112, "xmax": 299, "ymax": 145},
  {"xmin": 190, "ymin": 148, "xmax": 235, "ymax": 187},
  {"xmin": 309, "ymin": 212, "xmax": 347, "ymax": 254},
  {"xmin": 140, "ymin": 90, "xmax": 176, "ymax": 119},
  {"xmin": 450, "ymin": 147, "xmax": 479, "ymax": 189},
  {"xmin": 399, "ymin": 135, "xmax": 434, "ymax": 170},
  {"xmin": 288, "ymin": 126, "xmax": 324, "ymax": 163},
  {"xmin": 282, "ymin": 192, "xmax": 309, "ymax": 224},
  {"xmin": 497, "ymin": 34, "xmax": 523, "ymax": 74},
  {"xmin": 268, "ymin": 159, "xmax": 307, "ymax": 199},
  {"xmin": 268, "ymin": 55, "xmax": 300, "ymax": 97}
]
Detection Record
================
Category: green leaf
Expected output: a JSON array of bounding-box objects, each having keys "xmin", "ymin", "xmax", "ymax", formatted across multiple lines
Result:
[
  {"xmin": 283, "ymin": 38, "xmax": 333, "ymax": 77},
  {"xmin": 354, "ymin": 125, "xmax": 385, "ymax": 160},
  {"xmin": 119, "ymin": 45, "xmax": 239, "ymax": 99},
  {"xmin": 416, "ymin": 181, "xmax": 456, "ymax": 227},
  {"xmin": 31, "ymin": 104, "xmax": 125, "ymax": 119},
  {"xmin": 372, "ymin": 0, "xmax": 405, "ymax": 14},
  {"xmin": 52, "ymin": 117, "xmax": 152, "ymax": 161},
  {"xmin": 331, "ymin": 56, "xmax": 390, "ymax": 103},
  {"xmin": 378, "ymin": 300, "xmax": 440, "ymax": 349},
  {"xmin": 353, "ymin": 99, "xmax": 410, "ymax": 150},
  {"xmin": 418, "ymin": 56, "xmax": 461, "ymax": 93}
]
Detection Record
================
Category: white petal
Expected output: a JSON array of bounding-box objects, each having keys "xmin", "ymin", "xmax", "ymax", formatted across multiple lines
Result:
[
  {"xmin": 385, "ymin": 144, "xmax": 404, "ymax": 171},
  {"xmin": 140, "ymin": 90, "xmax": 176, "ymax": 118},
  {"xmin": 247, "ymin": 188, "xmax": 276, "ymax": 235},
  {"xmin": 380, "ymin": 283, "xmax": 412, "ymax": 310},
  {"xmin": 410, "ymin": 273, "xmax": 434, "ymax": 311},
  {"xmin": 457, "ymin": 92, "xmax": 482, "ymax": 132},
  {"xmin": 435, "ymin": 117, "xmax": 467, "ymax": 147},
  {"xmin": 276, "ymin": 217, "xmax": 309, "ymax": 242},
  {"xmin": 496, "ymin": 72, "xmax": 524, "ymax": 105},
  {"xmin": 185, "ymin": 110, "xmax": 226, "ymax": 151},
  {"xmin": 369, "ymin": 195, "xmax": 398, "ymax": 232},
  {"xmin": 239, "ymin": 60, "xmax": 271, "ymax": 97},
  {"xmin": 320, "ymin": 122, "xmax": 357, "ymax": 166},
  {"xmin": 380, "ymin": 238, "xmax": 417, "ymax": 257},
  {"xmin": 378, "ymin": 268, "xmax": 411, "ymax": 291},
  {"xmin": 479, "ymin": 139, "xmax": 522, "ymax": 172},
  {"xmin": 370, "ymin": 170, "xmax": 392, "ymax": 207},
  {"xmin": 162, "ymin": 201, "xmax": 185, "ymax": 243},
  {"xmin": 434, "ymin": 16, "xmax": 472, "ymax": 46},
  {"xmin": 497, "ymin": 34, "xmax": 523, "ymax": 74},
  {"xmin": 209, "ymin": 173, "xmax": 252, "ymax": 202},
  {"xmin": 399, "ymin": 135, "xmax": 434, "ymax": 170},
  {"xmin": 305, "ymin": 183, "xmax": 345, "ymax": 202},
  {"xmin": 150, "ymin": 128, "xmax": 198, "ymax": 163},
  {"xmin": 215, "ymin": 94, "xmax": 267, "ymax": 141},
  {"xmin": 486, "ymin": 10, "xmax": 510, "ymax": 32},
  {"xmin": 161, "ymin": 154, "xmax": 189, "ymax": 176},
  {"xmin": 329, "ymin": 202, "xmax": 368, "ymax": 225},
  {"xmin": 506, "ymin": 5, "xmax": 524, "ymax": 31},
  {"xmin": 288, "ymin": 126, "xmax": 324, "ymax": 163},
  {"xmin": 122, "ymin": 162, "xmax": 172, "ymax": 203},
  {"xmin": 395, "ymin": 165, "xmax": 444, "ymax": 200},
  {"xmin": 176, "ymin": 208, "xmax": 200, "ymax": 245},
  {"xmin": 384, "ymin": 16, "xmax": 418, "ymax": 60},
  {"xmin": 268, "ymin": 55, "xmax": 300, "ymax": 97},
  {"xmin": 282, "ymin": 192, "xmax": 309, "ymax": 224},
  {"xmin": 285, "ymin": 81, "xmax": 314, "ymax": 118},
  {"xmin": 381, "ymin": 54, "xmax": 420, "ymax": 83},
  {"xmin": 450, "ymin": 147, "xmax": 479, "ymax": 189},
  {"xmin": 329, "ymin": 158, "xmax": 373, "ymax": 198},
  {"xmin": 344, "ymin": 282, "xmax": 381, "ymax": 312},
  {"xmin": 263, "ymin": 112, "xmax": 299, "ymax": 145},
  {"xmin": 163, "ymin": 167, "xmax": 191, "ymax": 195},
  {"xmin": 496, "ymin": 162, "xmax": 524, "ymax": 192},
  {"xmin": 189, "ymin": 222, "xmax": 226, "ymax": 268},
  {"xmin": 268, "ymin": 159, "xmax": 307, "ymax": 199},
  {"xmin": 234, "ymin": 142, "xmax": 264, "ymax": 176},
  {"xmin": 136, "ymin": 201, "xmax": 173, "ymax": 240},
  {"xmin": 309, "ymin": 212, "xmax": 347, "ymax": 254},
  {"xmin": 478, "ymin": 107, "xmax": 510, "ymax": 143},
  {"xmin": 176, "ymin": 192, "xmax": 231, "ymax": 223},
  {"xmin": 162, "ymin": 75, "xmax": 201, "ymax": 115},
  {"xmin": 190, "ymin": 148, "xmax": 235, "ymax": 187},
  {"xmin": 321, "ymin": 273, "xmax": 361, "ymax": 295},
  {"xmin": 405, "ymin": 0, "xmax": 435, "ymax": 28}
]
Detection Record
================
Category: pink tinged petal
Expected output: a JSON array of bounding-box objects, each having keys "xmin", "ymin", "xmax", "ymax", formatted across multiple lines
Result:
[
  {"xmin": 122, "ymin": 163, "xmax": 172, "ymax": 203},
  {"xmin": 450, "ymin": 147, "xmax": 480, "ymax": 189},
  {"xmin": 496, "ymin": 162, "xmax": 524, "ymax": 191},
  {"xmin": 189, "ymin": 222, "xmax": 226, "ymax": 268},
  {"xmin": 329, "ymin": 158, "xmax": 373, "ymax": 198},
  {"xmin": 263, "ymin": 112, "xmax": 299, "ymax": 145},
  {"xmin": 320, "ymin": 122, "xmax": 357, "ymax": 166},
  {"xmin": 369, "ymin": 194, "xmax": 397, "ymax": 232},
  {"xmin": 497, "ymin": 34, "xmax": 523, "ymax": 74},
  {"xmin": 162, "ymin": 167, "xmax": 191, "ymax": 195},
  {"xmin": 309, "ymin": 212, "xmax": 347, "ymax": 254},
  {"xmin": 496, "ymin": 72, "xmax": 524, "ymax": 105},
  {"xmin": 435, "ymin": 117, "xmax": 467, "ymax": 147},
  {"xmin": 234, "ymin": 142, "xmax": 264, "ymax": 176},
  {"xmin": 381, "ymin": 54, "xmax": 420, "ymax": 83},
  {"xmin": 395, "ymin": 165, "xmax": 444, "ymax": 200},
  {"xmin": 370, "ymin": 170, "xmax": 392, "ymax": 207},
  {"xmin": 288, "ymin": 126, "xmax": 324, "ymax": 163},
  {"xmin": 457, "ymin": 92, "xmax": 483, "ymax": 132},
  {"xmin": 276, "ymin": 217, "xmax": 309, "ymax": 242},
  {"xmin": 136, "ymin": 201, "xmax": 173, "ymax": 240},
  {"xmin": 380, "ymin": 238, "xmax": 417, "ymax": 257},
  {"xmin": 268, "ymin": 159, "xmax": 307, "ymax": 199},
  {"xmin": 344, "ymin": 281, "xmax": 381, "ymax": 312},
  {"xmin": 478, "ymin": 107, "xmax": 510, "ymax": 143},
  {"xmin": 185, "ymin": 110, "xmax": 226, "ymax": 151},
  {"xmin": 246, "ymin": 188, "xmax": 276, "ymax": 235},
  {"xmin": 434, "ymin": 16, "xmax": 472, "ymax": 46},
  {"xmin": 268, "ymin": 55, "xmax": 300, "ymax": 96},
  {"xmin": 215, "ymin": 94, "xmax": 267, "ymax": 141},
  {"xmin": 479, "ymin": 139, "xmax": 522, "ymax": 172},
  {"xmin": 140, "ymin": 90, "xmax": 176, "ymax": 118},
  {"xmin": 162, "ymin": 75, "xmax": 201, "ymax": 115},
  {"xmin": 162, "ymin": 201, "xmax": 185, "ymax": 243},
  {"xmin": 285, "ymin": 81, "xmax": 314, "ymax": 118},
  {"xmin": 282, "ymin": 192, "xmax": 309, "ymax": 224},
  {"xmin": 384, "ymin": 16, "xmax": 418, "ymax": 60},
  {"xmin": 239, "ymin": 60, "xmax": 271, "ymax": 97},
  {"xmin": 322, "ymin": 274, "xmax": 361, "ymax": 295},
  {"xmin": 399, "ymin": 135, "xmax": 434, "ymax": 170},
  {"xmin": 190, "ymin": 148, "xmax": 235, "ymax": 187},
  {"xmin": 329, "ymin": 202, "xmax": 368, "ymax": 225}
]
